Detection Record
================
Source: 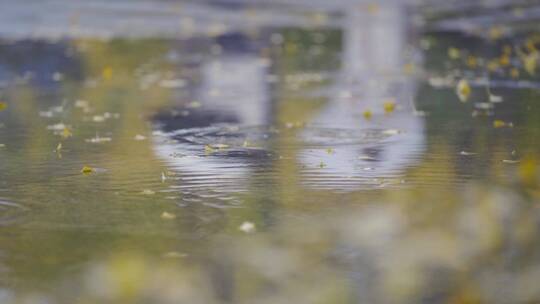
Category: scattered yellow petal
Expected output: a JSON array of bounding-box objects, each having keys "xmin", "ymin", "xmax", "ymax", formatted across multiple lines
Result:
[
  {"xmin": 383, "ymin": 100, "xmax": 396, "ymax": 114},
  {"xmin": 61, "ymin": 126, "xmax": 73, "ymax": 138},
  {"xmin": 363, "ymin": 110, "xmax": 373, "ymax": 120},
  {"xmin": 102, "ymin": 67, "xmax": 113, "ymax": 80},
  {"xmin": 0, "ymin": 102, "xmax": 7, "ymax": 111},
  {"xmin": 493, "ymin": 120, "xmax": 513, "ymax": 128},
  {"xmin": 448, "ymin": 47, "xmax": 460, "ymax": 59},
  {"xmin": 81, "ymin": 165, "xmax": 94, "ymax": 174},
  {"xmin": 456, "ymin": 79, "xmax": 471, "ymax": 102},
  {"xmin": 160, "ymin": 212, "xmax": 176, "ymax": 220},
  {"xmin": 522, "ymin": 52, "xmax": 538, "ymax": 76}
]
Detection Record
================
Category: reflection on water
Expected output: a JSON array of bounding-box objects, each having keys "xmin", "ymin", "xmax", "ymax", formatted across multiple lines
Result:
[{"xmin": 0, "ymin": 1, "xmax": 540, "ymax": 303}]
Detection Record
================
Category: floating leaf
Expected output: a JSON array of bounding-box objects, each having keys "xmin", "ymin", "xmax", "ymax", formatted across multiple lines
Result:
[
  {"xmin": 85, "ymin": 135, "xmax": 112, "ymax": 143},
  {"xmin": 493, "ymin": 120, "xmax": 513, "ymax": 128},
  {"xmin": 447, "ymin": 47, "xmax": 460, "ymax": 59},
  {"xmin": 160, "ymin": 212, "xmax": 176, "ymax": 220},
  {"xmin": 0, "ymin": 102, "xmax": 7, "ymax": 111},
  {"xmin": 141, "ymin": 189, "xmax": 156, "ymax": 195},
  {"xmin": 456, "ymin": 79, "xmax": 471, "ymax": 102},
  {"xmin": 134, "ymin": 134, "xmax": 146, "ymax": 141},
  {"xmin": 383, "ymin": 100, "xmax": 396, "ymax": 114},
  {"xmin": 81, "ymin": 165, "xmax": 94, "ymax": 174},
  {"xmin": 239, "ymin": 221, "xmax": 256, "ymax": 233},
  {"xmin": 363, "ymin": 110, "xmax": 372, "ymax": 120},
  {"xmin": 522, "ymin": 52, "xmax": 538, "ymax": 76},
  {"xmin": 102, "ymin": 67, "xmax": 113, "ymax": 80},
  {"xmin": 61, "ymin": 126, "xmax": 73, "ymax": 138},
  {"xmin": 502, "ymin": 159, "xmax": 520, "ymax": 164}
]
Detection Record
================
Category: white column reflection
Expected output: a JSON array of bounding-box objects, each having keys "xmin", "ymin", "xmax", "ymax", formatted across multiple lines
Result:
[{"xmin": 299, "ymin": 3, "xmax": 425, "ymax": 190}]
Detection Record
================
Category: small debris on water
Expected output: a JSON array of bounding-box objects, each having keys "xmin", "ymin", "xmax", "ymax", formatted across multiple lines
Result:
[
  {"xmin": 81, "ymin": 166, "xmax": 94, "ymax": 174},
  {"xmin": 160, "ymin": 212, "xmax": 176, "ymax": 220},
  {"xmin": 134, "ymin": 134, "xmax": 146, "ymax": 141},
  {"xmin": 239, "ymin": 221, "xmax": 256, "ymax": 233},
  {"xmin": 456, "ymin": 79, "xmax": 471, "ymax": 102}
]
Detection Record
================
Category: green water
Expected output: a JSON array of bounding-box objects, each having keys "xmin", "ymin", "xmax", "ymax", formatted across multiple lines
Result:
[{"xmin": 0, "ymin": 7, "xmax": 540, "ymax": 303}]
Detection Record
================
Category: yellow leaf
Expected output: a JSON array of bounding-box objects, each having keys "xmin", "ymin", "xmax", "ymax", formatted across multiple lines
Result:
[
  {"xmin": 447, "ymin": 47, "xmax": 460, "ymax": 59},
  {"xmin": 456, "ymin": 79, "xmax": 471, "ymax": 102},
  {"xmin": 160, "ymin": 212, "xmax": 176, "ymax": 220},
  {"xmin": 61, "ymin": 127, "xmax": 73, "ymax": 138},
  {"xmin": 383, "ymin": 100, "xmax": 396, "ymax": 114},
  {"xmin": 493, "ymin": 120, "xmax": 513, "ymax": 128},
  {"xmin": 102, "ymin": 67, "xmax": 113, "ymax": 80},
  {"xmin": 141, "ymin": 189, "xmax": 155, "ymax": 195},
  {"xmin": 523, "ymin": 52, "xmax": 538, "ymax": 75},
  {"xmin": 81, "ymin": 165, "xmax": 94, "ymax": 174},
  {"xmin": 0, "ymin": 102, "xmax": 6, "ymax": 111},
  {"xmin": 363, "ymin": 110, "xmax": 372, "ymax": 120}
]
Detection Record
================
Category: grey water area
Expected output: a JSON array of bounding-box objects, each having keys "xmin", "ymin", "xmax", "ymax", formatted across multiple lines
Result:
[{"xmin": 0, "ymin": 0, "xmax": 540, "ymax": 303}]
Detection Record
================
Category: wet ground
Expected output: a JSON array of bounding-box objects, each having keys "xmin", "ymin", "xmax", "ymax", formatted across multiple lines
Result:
[{"xmin": 1, "ymin": 1, "xmax": 540, "ymax": 303}]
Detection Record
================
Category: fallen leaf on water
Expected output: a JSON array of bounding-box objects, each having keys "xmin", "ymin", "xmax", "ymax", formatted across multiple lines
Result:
[
  {"xmin": 502, "ymin": 159, "xmax": 520, "ymax": 164},
  {"xmin": 161, "ymin": 172, "xmax": 167, "ymax": 183},
  {"xmin": 493, "ymin": 120, "xmax": 513, "ymax": 128},
  {"xmin": 163, "ymin": 252, "xmax": 187, "ymax": 259},
  {"xmin": 205, "ymin": 144, "xmax": 229, "ymax": 154},
  {"xmin": 521, "ymin": 51, "xmax": 538, "ymax": 76},
  {"xmin": 61, "ymin": 126, "xmax": 73, "ymax": 138},
  {"xmin": 448, "ymin": 47, "xmax": 460, "ymax": 59},
  {"xmin": 160, "ymin": 212, "xmax": 176, "ymax": 220},
  {"xmin": 102, "ymin": 67, "xmax": 113, "ymax": 80},
  {"xmin": 363, "ymin": 110, "xmax": 372, "ymax": 120},
  {"xmin": 134, "ymin": 134, "xmax": 146, "ymax": 141},
  {"xmin": 239, "ymin": 221, "xmax": 256, "ymax": 233},
  {"xmin": 456, "ymin": 79, "xmax": 471, "ymax": 102},
  {"xmin": 141, "ymin": 189, "xmax": 155, "ymax": 195},
  {"xmin": 85, "ymin": 135, "xmax": 112, "ymax": 143},
  {"xmin": 81, "ymin": 165, "xmax": 94, "ymax": 174},
  {"xmin": 383, "ymin": 100, "xmax": 396, "ymax": 114},
  {"xmin": 0, "ymin": 102, "xmax": 7, "ymax": 111}
]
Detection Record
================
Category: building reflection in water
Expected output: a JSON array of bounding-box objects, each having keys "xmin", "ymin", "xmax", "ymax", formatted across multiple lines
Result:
[
  {"xmin": 153, "ymin": 2, "xmax": 426, "ymax": 193},
  {"xmin": 299, "ymin": 3, "xmax": 425, "ymax": 189}
]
